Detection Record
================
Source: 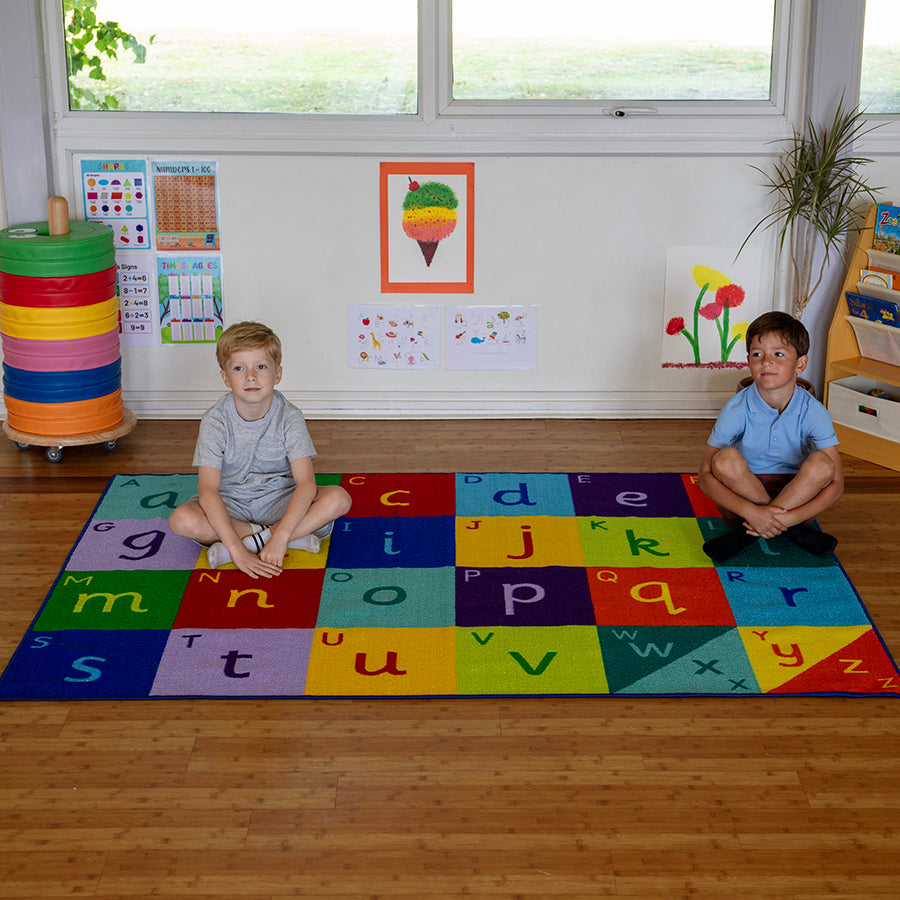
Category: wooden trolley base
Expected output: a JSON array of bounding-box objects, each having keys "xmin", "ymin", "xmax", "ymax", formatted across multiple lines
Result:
[{"xmin": 3, "ymin": 407, "xmax": 137, "ymax": 461}]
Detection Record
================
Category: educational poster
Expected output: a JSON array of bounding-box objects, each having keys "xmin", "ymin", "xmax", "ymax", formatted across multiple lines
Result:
[
  {"xmin": 152, "ymin": 160, "xmax": 221, "ymax": 251},
  {"xmin": 116, "ymin": 254, "xmax": 158, "ymax": 347},
  {"xmin": 662, "ymin": 247, "xmax": 763, "ymax": 369},
  {"xmin": 445, "ymin": 306, "xmax": 538, "ymax": 370},
  {"xmin": 380, "ymin": 162, "xmax": 474, "ymax": 293},
  {"xmin": 80, "ymin": 158, "xmax": 151, "ymax": 249},
  {"xmin": 348, "ymin": 304, "xmax": 440, "ymax": 369},
  {"xmin": 158, "ymin": 256, "xmax": 224, "ymax": 344}
]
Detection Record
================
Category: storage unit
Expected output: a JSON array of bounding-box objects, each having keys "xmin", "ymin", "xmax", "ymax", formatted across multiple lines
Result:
[
  {"xmin": 828, "ymin": 375, "xmax": 900, "ymax": 442},
  {"xmin": 824, "ymin": 204, "xmax": 900, "ymax": 471}
]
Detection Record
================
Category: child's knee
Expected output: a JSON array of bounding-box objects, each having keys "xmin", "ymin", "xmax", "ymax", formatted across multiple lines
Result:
[
  {"xmin": 710, "ymin": 446, "xmax": 747, "ymax": 480},
  {"xmin": 802, "ymin": 449, "xmax": 835, "ymax": 485},
  {"xmin": 334, "ymin": 485, "xmax": 353, "ymax": 516},
  {"xmin": 319, "ymin": 484, "xmax": 352, "ymax": 517},
  {"xmin": 168, "ymin": 501, "xmax": 202, "ymax": 537},
  {"xmin": 168, "ymin": 504, "xmax": 190, "ymax": 536}
]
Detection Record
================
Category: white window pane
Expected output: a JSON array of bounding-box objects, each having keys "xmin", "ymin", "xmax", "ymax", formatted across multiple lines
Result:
[
  {"xmin": 63, "ymin": 0, "xmax": 417, "ymax": 114},
  {"xmin": 861, "ymin": 1, "xmax": 900, "ymax": 114},
  {"xmin": 452, "ymin": 0, "xmax": 775, "ymax": 102}
]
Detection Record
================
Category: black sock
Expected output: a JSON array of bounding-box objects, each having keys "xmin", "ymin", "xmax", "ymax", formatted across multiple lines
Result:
[
  {"xmin": 785, "ymin": 524, "xmax": 837, "ymax": 558},
  {"xmin": 702, "ymin": 528, "xmax": 758, "ymax": 564}
]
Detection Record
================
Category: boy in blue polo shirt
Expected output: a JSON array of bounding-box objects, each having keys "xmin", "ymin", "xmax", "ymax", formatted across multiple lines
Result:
[{"xmin": 698, "ymin": 311, "xmax": 844, "ymax": 563}]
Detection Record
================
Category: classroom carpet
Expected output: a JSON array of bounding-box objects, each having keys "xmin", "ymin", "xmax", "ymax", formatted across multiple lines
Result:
[{"xmin": 2, "ymin": 472, "xmax": 899, "ymax": 700}]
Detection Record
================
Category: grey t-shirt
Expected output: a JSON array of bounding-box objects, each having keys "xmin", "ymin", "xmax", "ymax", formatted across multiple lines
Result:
[{"xmin": 193, "ymin": 390, "xmax": 316, "ymax": 512}]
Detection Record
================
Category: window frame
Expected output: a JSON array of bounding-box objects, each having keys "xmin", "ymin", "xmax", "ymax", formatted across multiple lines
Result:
[{"xmin": 43, "ymin": 0, "xmax": 814, "ymax": 157}]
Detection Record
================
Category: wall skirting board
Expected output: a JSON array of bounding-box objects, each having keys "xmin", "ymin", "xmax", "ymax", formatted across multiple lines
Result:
[{"xmin": 1, "ymin": 392, "xmax": 730, "ymax": 421}]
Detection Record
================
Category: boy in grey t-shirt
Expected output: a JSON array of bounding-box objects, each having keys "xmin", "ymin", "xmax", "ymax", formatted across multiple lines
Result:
[{"xmin": 169, "ymin": 322, "xmax": 351, "ymax": 578}]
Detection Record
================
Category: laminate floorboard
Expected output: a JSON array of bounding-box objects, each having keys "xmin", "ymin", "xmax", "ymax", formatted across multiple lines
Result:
[{"xmin": 1, "ymin": 418, "xmax": 898, "ymax": 899}]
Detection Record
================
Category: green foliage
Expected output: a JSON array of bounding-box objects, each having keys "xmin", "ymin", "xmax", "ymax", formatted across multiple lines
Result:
[
  {"xmin": 742, "ymin": 102, "xmax": 885, "ymax": 318},
  {"xmin": 63, "ymin": 0, "xmax": 153, "ymax": 110}
]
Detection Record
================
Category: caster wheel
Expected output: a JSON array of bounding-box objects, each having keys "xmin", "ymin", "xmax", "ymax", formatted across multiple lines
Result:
[
  {"xmin": 45, "ymin": 446, "xmax": 64, "ymax": 463},
  {"xmin": 103, "ymin": 440, "xmax": 118, "ymax": 451},
  {"xmin": 15, "ymin": 441, "xmax": 31, "ymax": 450}
]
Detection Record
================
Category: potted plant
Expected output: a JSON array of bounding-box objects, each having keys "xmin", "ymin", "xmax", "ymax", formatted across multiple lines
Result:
[{"xmin": 741, "ymin": 102, "xmax": 884, "ymax": 319}]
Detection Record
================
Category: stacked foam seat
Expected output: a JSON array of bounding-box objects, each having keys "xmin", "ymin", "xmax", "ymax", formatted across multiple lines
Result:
[{"xmin": 0, "ymin": 217, "xmax": 125, "ymax": 436}]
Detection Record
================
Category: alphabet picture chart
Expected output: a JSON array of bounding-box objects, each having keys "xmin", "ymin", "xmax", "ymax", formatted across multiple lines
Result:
[
  {"xmin": 445, "ymin": 306, "xmax": 538, "ymax": 369},
  {"xmin": 117, "ymin": 253, "xmax": 158, "ymax": 347},
  {"xmin": 152, "ymin": 160, "xmax": 221, "ymax": 251},
  {"xmin": 349, "ymin": 303, "xmax": 440, "ymax": 369},
  {"xmin": 79, "ymin": 158, "xmax": 151, "ymax": 250},
  {"xmin": 158, "ymin": 256, "xmax": 224, "ymax": 344}
]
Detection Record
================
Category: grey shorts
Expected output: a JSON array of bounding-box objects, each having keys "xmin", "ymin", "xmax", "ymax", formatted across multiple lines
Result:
[{"xmin": 191, "ymin": 491, "xmax": 293, "ymax": 527}]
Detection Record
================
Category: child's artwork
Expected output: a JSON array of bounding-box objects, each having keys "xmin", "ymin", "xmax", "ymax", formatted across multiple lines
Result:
[
  {"xmin": 445, "ymin": 306, "xmax": 537, "ymax": 370},
  {"xmin": 158, "ymin": 256, "xmax": 224, "ymax": 344},
  {"xmin": 79, "ymin": 158, "xmax": 151, "ymax": 249},
  {"xmin": 117, "ymin": 254, "xmax": 158, "ymax": 347},
  {"xmin": 348, "ymin": 304, "xmax": 440, "ymax": 369},
  {"xmin": 380, "ymin": 162, "xmax": 474, "ymax": 293},
  {"xmin": 152, "ymin": 160, "xmax": 221, "ymax": 251},
  {"xmin": 662, "ymin": 247, "xmax": 763, "ymax": 369}
]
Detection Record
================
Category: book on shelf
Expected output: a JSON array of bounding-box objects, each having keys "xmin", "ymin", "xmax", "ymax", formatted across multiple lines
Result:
[
  {"xmin": 860, "ymin": 268, "xmax": 895, "ymax": 290},
  {"xmin": 846, "ymin": 291, "xmax": 900, "ymax": 329},
  {"xmin": 874, "ymin": 203, "xmax": 900, "ymax": 255}
]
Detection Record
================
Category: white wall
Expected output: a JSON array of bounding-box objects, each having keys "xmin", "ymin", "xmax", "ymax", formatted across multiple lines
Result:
[{"xmin": 118, "ymin": 153, "xmax": 775, "ymax": 419}]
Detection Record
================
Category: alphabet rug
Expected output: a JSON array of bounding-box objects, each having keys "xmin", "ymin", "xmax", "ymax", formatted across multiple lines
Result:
[{"xmin": 2, "ymin": 472, "xmax": 899, "ymax": 700}]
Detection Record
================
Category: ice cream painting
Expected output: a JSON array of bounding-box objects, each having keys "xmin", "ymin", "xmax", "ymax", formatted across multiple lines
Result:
[
  {"xmin": 402, "ymin": 178, "xmax": 458, "ymax": 267},
  {"xmin": 380, "ymin": 162, "xmax": 474, "ymax": 293}
]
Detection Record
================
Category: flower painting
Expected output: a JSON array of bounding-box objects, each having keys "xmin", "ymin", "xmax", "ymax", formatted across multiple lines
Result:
[{"xmin": 661, "ymin": 248, "xmax": 762, "ymax": 369}]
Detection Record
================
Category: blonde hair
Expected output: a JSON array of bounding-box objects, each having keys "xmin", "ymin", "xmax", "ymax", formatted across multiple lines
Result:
[{"xmin": 216, "ymin": 321, "xmax": 282, "ymax": 369}]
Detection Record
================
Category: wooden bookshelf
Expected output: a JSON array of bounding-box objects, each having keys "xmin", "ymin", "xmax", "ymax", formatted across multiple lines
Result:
[{"xmin": 823, "ymin": 204, "xmax": 900, "ymax": 471}]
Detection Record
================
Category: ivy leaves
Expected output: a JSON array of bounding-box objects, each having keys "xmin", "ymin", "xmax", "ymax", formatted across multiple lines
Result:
[{"xmin": 64, "ymin": 0, "xmax": 153, "ymax": 110}]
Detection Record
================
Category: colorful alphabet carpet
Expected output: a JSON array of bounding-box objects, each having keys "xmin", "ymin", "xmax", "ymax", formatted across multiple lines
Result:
[{"xmin": 2, "ymin": 472, "xmax": 899, "ymax": 700}]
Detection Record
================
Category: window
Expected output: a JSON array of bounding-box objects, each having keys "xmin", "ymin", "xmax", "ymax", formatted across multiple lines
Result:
[
  {"xmin": 64, "ymin": 0, "xmax": 782, "ymax": 115},
  {"xmin": 451, "ymin": 0, "xmax": 776, "ymax": 103},
  {"xmin": 860, "ymin": 0, "xmax": 900, "ymax": 115},
  {"xmin": 49, "ymin": 0, "xmax": 801, "ymax": 155},
  {"xmin": 62, "ymin": 0, "xmax": 417, "ymax": 114}
]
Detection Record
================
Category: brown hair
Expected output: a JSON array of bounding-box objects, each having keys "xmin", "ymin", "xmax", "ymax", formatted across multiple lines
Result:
[
  {"xmin": 216, "ymin": 321, "xmax": 282, "ymax": 370},
  {"xmin": 745, "ymin": 311, "xmax": 810, "ymax": 357}
]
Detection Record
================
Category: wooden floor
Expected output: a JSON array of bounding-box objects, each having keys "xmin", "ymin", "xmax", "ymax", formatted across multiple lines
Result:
[{"xmin": 1, "ymin": 418, "xmax": 899, "ymax": 899}]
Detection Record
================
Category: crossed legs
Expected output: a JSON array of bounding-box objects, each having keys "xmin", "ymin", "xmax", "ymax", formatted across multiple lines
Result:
[
  {"xmin": 169, "ymin": 484, "xmax": 351, "ymax": 547},
  {"xmin": 703, "ymin": 448, "xmax": 838, "ymax": 562}
]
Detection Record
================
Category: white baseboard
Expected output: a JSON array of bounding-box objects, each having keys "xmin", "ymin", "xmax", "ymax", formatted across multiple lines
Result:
[
  {"xmin": 1, "ymin": 392, "xmax": 729, "ymax": 422},
  {"xmin": 77, "ymin": 391, "xmax": 729, "ymax": 420}
]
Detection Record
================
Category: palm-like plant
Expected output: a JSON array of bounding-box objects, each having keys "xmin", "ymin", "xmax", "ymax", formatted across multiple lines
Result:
[{"xmin": 742, "ymin": 103, "xmax": 884, "ymax": 319}]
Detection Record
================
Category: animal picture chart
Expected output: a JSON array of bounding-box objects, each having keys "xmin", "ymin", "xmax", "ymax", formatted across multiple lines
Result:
[
  {"xmin": 158, "ymin": 256, "xmax": 224, "ymax": 344},
  {"xmin": 80, "ymin": 158, "xmax": 151, "ymax": 249},
  {"xmin": 349, "ymin": 304, "xmax": 440, "ymax": 369},
  {"xmin": 445, "ymin": 306, "xmax": 538, "ymax": 369}
]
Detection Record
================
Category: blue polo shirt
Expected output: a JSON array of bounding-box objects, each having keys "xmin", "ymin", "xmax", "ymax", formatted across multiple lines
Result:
[{"xmin": 708, "ymin": 382, "xmax": 838, "ymax": 474}]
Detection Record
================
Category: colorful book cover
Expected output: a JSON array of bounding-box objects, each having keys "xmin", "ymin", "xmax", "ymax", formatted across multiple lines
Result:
[
  {"xmin": 860, "ymin": 268, "xmax": 895, "ymax": 290},
  {"xmin": 846, "ymin": 291, "xmax": 900, "ymax": 328},
  {"xmin": 874, "ymin": 203, "xmax": 900, "ymax": 255}
]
